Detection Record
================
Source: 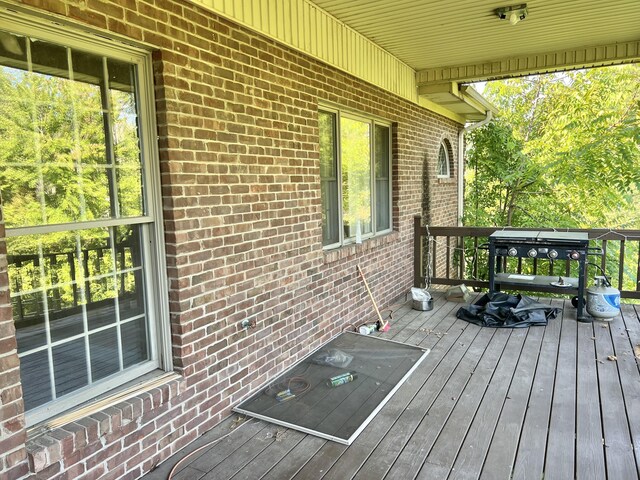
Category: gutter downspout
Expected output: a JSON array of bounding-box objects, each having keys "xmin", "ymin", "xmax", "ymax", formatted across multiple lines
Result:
[{"xmin": 457, "ymin": 110, "xmax": 493, "ymax": 225}]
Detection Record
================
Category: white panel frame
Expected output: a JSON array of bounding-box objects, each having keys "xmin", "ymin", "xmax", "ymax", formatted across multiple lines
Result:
[{"xmin": 234, "ymin": 332, "xmax": 430, "ymax": 445}]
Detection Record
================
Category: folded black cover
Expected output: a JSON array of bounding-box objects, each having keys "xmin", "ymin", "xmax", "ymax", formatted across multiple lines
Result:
[{"xmin": 456, "ymin": 292, "xmax": 561, "ymax": 328}]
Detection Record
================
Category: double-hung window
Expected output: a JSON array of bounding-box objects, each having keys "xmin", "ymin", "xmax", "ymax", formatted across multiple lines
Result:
[
  {"xmin": 319, "ymin": 108, "xmax": 392, "ymax": 248},
  {"xmin": 0, "ymin": 14, "xmax": 169, "ymax": 425}
]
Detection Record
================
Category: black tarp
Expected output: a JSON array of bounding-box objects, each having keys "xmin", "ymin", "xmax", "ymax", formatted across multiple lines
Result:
[{"xmin": 456, "ymin": 293, "xmax": 561, "ymax": 328}]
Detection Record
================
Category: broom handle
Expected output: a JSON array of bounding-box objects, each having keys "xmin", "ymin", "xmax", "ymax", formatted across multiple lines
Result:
[{"xmin": 357, "ymin": 265, "xmax": 384, "ymax": 323}]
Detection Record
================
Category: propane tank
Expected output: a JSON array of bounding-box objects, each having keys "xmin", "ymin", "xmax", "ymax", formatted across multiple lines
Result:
[{"xmin": 586, "ymin": 276, "xmax": 620, "ymax": 321}]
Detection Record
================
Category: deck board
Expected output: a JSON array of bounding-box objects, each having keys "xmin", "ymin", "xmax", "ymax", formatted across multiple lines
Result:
[
  {"xmin": 447, "ymin": 327, "xmax": 529, "ymax": 480},
  {"xmin": 479, "ymin": 324, "xmax": 544, "ymax": 479},
  {"xmin": 613, "ymin": 305, "xmax": 640, "ymax": 476},
  {"xmin": 415, "ymin": 328, "xmax": 515, "ymax": 479},
  {"xmin": 349, "ymin": 324, "xmax": 487, "ymax": 480},
  {"xmin": 509, "ymin": 298, "xmax": 563, "ymax": 480},
  {"xmin": 544, "ymin": 304, "xmax": 577, "ymax": 480},
  {"xmin": 576, "ymin": 319, "xmax": 606, "ymax": 480},
  {"xmin": 596, "ymin": 308, "xmax": 639, "ymax": 478},
  {"xmin": 143, "ymin": 294, "xmax": 640, "ymax": 480}
]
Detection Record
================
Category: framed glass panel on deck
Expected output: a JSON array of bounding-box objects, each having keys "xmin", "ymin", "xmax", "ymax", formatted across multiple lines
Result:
[{"xmin": 235, "ymin": 332, "xmax": 429, "ymax": 445}]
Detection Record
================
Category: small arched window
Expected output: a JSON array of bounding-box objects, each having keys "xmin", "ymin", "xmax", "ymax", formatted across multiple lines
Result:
[{"xmin": 436, "ymin": 142, "xmax": 451, "ymax": 178}]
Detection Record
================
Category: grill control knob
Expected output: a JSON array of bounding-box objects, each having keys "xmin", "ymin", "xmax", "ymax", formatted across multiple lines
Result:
[
  {"xmin": 569, "ymin": 250, "xmax": 580, "ymax": 260},
  {"xmin": 548, "ymin": 249, "xmax": 558, "ymax": 259},
  {"xmin": 528, "ymin": 248, "xmax": 538, "ymax": 258},
  {"xmin": 508, "ymin": 247, "xmax": 518, "ymax": 257}
]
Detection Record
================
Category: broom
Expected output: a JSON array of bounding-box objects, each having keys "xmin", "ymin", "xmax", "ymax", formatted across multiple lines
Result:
[{"xmin": 356, "ymin": 265, "xmax": 390, "ymax": 332}]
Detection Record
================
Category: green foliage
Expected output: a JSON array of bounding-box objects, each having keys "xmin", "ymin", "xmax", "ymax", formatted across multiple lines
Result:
[
  {"xmin": 341, "ymin": 117, "xmax": 372, "ymax": 236},
  {"xmin": 465, "ymin": 65, "xmax": 640, "ymax": 229},
  {"xmin": 0, "ymin": 64, "xmax": 143, "ymax": 307}
]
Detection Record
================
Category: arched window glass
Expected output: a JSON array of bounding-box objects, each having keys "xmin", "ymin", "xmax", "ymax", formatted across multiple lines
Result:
[{"xmin": 436, "ymin": 143, "xmax": 450, "ymax": 178}]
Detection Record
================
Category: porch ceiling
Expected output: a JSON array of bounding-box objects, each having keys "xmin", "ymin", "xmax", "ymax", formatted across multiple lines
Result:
[{"xmin": 308, "ymin": 0, "xmax": 640, "ymax": 84}]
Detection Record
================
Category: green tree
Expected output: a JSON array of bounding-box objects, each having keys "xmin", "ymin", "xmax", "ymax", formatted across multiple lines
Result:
[
  {"xmin": 0, "ymin": 64, "xmax": 143, "ymax": 304},
  {"xmin": 465, "ymin": 65, "xmax": 640, "ymax": 229}
]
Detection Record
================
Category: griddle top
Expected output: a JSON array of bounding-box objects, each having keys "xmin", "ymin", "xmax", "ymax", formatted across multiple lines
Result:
[{"xmin": 489, "ymin": 230, "xmax": 589, "ymax": 244}]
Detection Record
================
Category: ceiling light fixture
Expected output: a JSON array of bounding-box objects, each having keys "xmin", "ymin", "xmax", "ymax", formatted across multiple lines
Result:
[{"xmin": 495, "ymin": 4, "xmax": 528, "ymax": 25}]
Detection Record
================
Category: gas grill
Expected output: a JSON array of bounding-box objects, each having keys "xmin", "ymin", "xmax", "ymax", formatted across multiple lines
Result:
[{"xmin": 488, "ymin": 230, "xmax": 591, "ymax": 321}]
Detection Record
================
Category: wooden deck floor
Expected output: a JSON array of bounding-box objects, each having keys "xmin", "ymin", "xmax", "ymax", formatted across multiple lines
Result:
[{"xmin": 144, "ymin": 293, "xmax": 640, "ymax": 480}]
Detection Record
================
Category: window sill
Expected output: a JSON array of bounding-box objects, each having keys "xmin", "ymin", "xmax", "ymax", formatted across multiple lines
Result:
[
  {"xmin": 25, "ymin": 372, "xmax": 185, "ymax": 475},
  {"xmin": 323, "ymin": 231, "xmax": 400, "ymax": 264},
  {"xmin": 436, "ymin": 177, "xmax": 456, "ymax": 184}
]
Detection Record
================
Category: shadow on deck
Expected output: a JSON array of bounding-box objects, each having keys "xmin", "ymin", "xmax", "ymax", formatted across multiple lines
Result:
[{"xmin": 144, "ymin": 293, "xmax": 640, "ymax": 480}]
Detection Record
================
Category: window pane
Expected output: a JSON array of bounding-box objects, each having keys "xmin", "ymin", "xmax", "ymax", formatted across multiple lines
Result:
[
  {"xmin": 116, "ymin": 225, "xmax": 145, "ymax": 320},
  {"xmin": 121, "ymin": 317, "xmax": 149, "ymax": 368},
  {"xmin": 117, "ymin": 166, "xmax": 144, "ymax": 217},
  {"xmin": 53, "ymin": 339, "xmax": 88, "ymax": 397},
  {"xmin": 90, "ymin": 328, "xmax": 120, "ymax": 381},
  {"xmin": 86, "ymin": 276, "xmax": 117, "ymax": 330},
  {"xmin": 0, "ymin": 32, "xmax": 145, "ymax": 227},
  {"xmin": 46, "ymin": 284, "xmax": 78, "ymax": 332},
  {"xmin": 20, "ymin": 350, "xmax": 53, "ymax": 410},
  {"xmin": 374, "ymin": 125, "xmax": 391, "ymax": 231},
  {"xmin": 6, "ymin": 226, "xmax": 150, "ymax": 410},
  {"xmin": 341, "ymin": 117, "xmax": 372, "ymax": 239},
  {"xmin": 319, "ymin": 111, "xmax": 340, "ymax": 245},
  {"xmin": 437, "ymin": 144, "xmax": 449, "ymax": 177},
  {"xmin": 12, "ymin": 293, "xmax": 46, "ymax": 353},
  {"xmin": 109, "ymin": 59, "xmax": 145, "ymax": 217},
  {"xmin": 48, "ymin": 286, "xmax": 84, "ymax": 342}
]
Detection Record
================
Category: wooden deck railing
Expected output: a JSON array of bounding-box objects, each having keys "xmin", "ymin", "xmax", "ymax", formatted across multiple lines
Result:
[{"xmin": 413, "ymin": 216, "xmax": 640, "ymax": 299}]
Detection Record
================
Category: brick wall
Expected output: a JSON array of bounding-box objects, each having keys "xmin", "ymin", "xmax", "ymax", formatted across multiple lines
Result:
[
  {"xmin": 1, "ymin": 1, "xmax": 462, "ymax": 478},
  {"xmin": 0, "ymin": 205, "xmax": 30, "ymax": 480}
]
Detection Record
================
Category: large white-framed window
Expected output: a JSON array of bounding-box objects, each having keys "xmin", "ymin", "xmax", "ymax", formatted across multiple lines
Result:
[
  {"xmin": 319, "ymin": 107, "xmax": 392, "ymax": 248},
  {"xmin": 0, "ymin": 12, "xmax": 170, "ymax": 425}
]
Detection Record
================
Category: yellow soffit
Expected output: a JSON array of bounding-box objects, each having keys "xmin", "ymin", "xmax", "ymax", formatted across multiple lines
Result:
[
  {"xmin": 187, "ymin": 0, "xmax": 488, "ymax": 123},
  {"xmin": 188, "ymin": 0, "xmax": 418, "ymax": 102},
  {"xmin": 418, "ymin": 83, "xmax": 497, "ymax": 123}
]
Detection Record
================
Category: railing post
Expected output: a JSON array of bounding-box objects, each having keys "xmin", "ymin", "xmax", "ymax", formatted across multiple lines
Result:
[{"xmin": 414, "ymin": 216, "xmax": 422, "ymax": 288}]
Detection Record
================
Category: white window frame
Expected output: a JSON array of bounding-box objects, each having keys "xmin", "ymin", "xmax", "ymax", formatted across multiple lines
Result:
[
  {"xmin": 437, "ymin": 141, "xmax": 451, "ymax": 178},
  {"xmin": 319, "ymin": 105, "xmax": 393, "ymax": 250},
  {"xmin": 1, "ymin": 9, "xmax": 171, "ymax": 426}
]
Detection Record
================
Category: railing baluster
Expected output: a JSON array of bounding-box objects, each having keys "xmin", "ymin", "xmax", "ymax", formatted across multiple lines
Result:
[
  {"xmin": 517, "ymin": 257, "xmax": 522, "ymax": 274},
  {"xmin": 446, "ymin": 236, "xmax": 451, "ymax": 279},
  {"xmin": 432, "ymin": 235, "xmax": 437, "ymax": 281},
  {"xmin": 618, "ymin": 239, "xmax": 626, "ymax": 291},
  {"xmin": 69, "ymin": 252, "xmax": 78, "ymax": 307},
  {"xmin": 601, "ymin": 240, "xmax": 607, "ymax": 273},
  {"xmin": 473, "ymin": 237, "xmax": 478, "ymax": 279},
  {"xmin": 636, "ymin": 240, "xmax": 640, "ymax": 292},
  {"xmin": 459, "ymin": 236, "xmax": 465, "ymax": 281}
]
